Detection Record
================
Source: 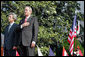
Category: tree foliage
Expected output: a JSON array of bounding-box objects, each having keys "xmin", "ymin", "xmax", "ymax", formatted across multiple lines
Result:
[{"xmin": 1, "ymin": 1, "xmax": 84, "ymax": 56}]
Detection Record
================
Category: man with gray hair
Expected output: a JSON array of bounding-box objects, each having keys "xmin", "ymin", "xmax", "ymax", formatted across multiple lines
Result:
[
  {"xmin": 16, "ymin": 5, "xmax": 39, "ymax": 56},
  {"xmin": 4, "ymin": 12, "xmax": 18, "ymax": 56}
]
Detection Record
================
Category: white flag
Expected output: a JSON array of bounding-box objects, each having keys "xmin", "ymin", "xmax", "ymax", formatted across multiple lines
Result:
[{"xmin": 37, "ymin": 45, "xmax": 43, "ymax": 56}]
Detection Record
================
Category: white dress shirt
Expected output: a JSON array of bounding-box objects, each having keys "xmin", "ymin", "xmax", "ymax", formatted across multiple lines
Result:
[{"xmin": 8, "ymin": 21, "xmax": 15, "ymax": 32}]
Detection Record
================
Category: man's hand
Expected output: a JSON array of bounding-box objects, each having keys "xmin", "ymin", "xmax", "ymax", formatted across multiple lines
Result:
[
  {"xmin": 31, "ymin": 43, "xmax": 35, "ymax": 48},
  {"xmin": 13, "ymin": 46, "xmax": 17, "ymax": 50},
  {"xmin": 22, "ymin": 22, "xmax": 30, "ymax": 28}
]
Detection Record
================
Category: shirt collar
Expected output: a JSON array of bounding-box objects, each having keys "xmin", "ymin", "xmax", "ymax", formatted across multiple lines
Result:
[
  {"xmin": 26, "ymin": 15, "xmax": 31, "ymax": 19},
  {"xmin": 10, "ymin": 21, "xmax": 15, "ymax": 26}
]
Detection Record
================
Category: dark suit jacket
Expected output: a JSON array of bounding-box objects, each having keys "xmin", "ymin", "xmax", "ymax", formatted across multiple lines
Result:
[
  {"xmin": 4, "ymin": 23, "xmax": 18, "ymax": 50},
  {"xmin": 16, "ymin": 16, "xmax": 39, "ymax": 46}
]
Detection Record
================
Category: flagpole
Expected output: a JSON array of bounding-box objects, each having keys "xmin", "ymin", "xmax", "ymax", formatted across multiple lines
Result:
[
  {"xmin": 74, "ymin": 10, "xmax": 79, "ymax": 51},
  {"xmin": 74, "ymin": 11, "xmax": 77, "ymax": 53},
  {"xmin": 74, "ymin": 19, "xmax": 77, "ymax": 56}
]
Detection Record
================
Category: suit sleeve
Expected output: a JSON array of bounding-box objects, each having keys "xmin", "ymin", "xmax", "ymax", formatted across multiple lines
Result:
[
  {"xmin": 14, "ymin": 19, "xmax": 23, "ymax": 46},
  {"xmin": 32, "ymin": 17, "xmax": 39, "ymax": 43},
  {"xmin": 15, "ymin": 19, "xmax": 23, "ymax": 32},
  {"xmin": 13, "ymin": 27, "xmax": 17, "ymax": 46},
  {"xmin": 13, "ymin": 25, "xmax": 19, "ymax": 46}
]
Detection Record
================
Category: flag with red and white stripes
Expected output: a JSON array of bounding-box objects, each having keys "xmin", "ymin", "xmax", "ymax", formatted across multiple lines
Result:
[
  {"xmin": 67, "ymin": 15, "xmax": 77, "ymax": 55},
  {"xmin": 62, "ymin": 46, "xmax": 69, "ymax": 56},
  {"xmin": 77, "ymin": 21, "xmax": 80, "ymax": 35}
]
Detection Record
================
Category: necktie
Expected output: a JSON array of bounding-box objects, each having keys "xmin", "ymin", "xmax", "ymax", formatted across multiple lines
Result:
[
  {"xmin": 24, "ymin": 17, "xmax": 27, "ymax": 22},
  {"xmin": 8, "ymin": 24, "xmax": 11, "ymax": 32}
]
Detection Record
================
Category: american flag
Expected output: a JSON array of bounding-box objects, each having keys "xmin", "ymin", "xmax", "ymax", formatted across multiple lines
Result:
[
  {"xmin": 77, "ymin": 21, "xmax": 80, "ymax": 35},
  {"xmin": 67, "ymin": 15, "xmax": 77, "ymax": 55}
]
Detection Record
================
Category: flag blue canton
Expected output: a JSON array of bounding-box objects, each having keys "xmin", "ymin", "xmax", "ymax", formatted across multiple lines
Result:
[{"xmin": 71, "ymin": 15, "xmax": 77, "ymax": 32}]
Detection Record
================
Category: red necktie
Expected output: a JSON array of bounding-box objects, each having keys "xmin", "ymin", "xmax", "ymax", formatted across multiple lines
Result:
[{"xmin": 25, "ymin": 17, "xmax": 27, "ymax": 22}]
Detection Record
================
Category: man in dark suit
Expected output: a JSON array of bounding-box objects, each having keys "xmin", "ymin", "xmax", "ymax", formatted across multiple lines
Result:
[
  {"xmin": 4, "ymin": 12, "xmax": 18, "ymax": 56},
  {"xmin": 16, "ymin": 6, "xmax": 39, "ymax": 56}
]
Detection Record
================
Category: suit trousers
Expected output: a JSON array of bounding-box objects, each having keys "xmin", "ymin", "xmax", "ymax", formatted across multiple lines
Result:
[
  {"xmin": 18, "ymin": 43, "xmax": 35, "ymax": 56},
  {"xmin": 24, "ymin": 46, "xmax": 35, "ymax": 56},
  {"xmin": 4, "ymin": 47, "xmax": 16, "ymax": 56}
]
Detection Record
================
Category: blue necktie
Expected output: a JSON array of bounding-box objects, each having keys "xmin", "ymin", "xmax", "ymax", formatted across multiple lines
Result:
[{"xmin": 8, "ymin": 24, "xmax": 11, "ymax": 32}]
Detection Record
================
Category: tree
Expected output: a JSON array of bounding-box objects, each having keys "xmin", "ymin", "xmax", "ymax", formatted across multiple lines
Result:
[{"xmin": 1, "ymin": 1, "xmax": 84, "ymax": 56}]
